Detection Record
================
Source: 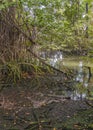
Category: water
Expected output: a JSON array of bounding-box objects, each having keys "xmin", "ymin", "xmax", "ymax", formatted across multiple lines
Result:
[{"xmin": 40, "ymin": 51, "xmax": 93, "ymax": 100}]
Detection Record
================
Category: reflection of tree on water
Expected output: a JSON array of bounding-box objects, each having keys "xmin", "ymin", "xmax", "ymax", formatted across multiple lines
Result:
[
  {"xmin": 41, "ymin": 51, "xmax": 93, "ymax": 101},
  {"xmin": 84, "ymin": 66, "xmax": 92, "ymax": 82},
  {"xmin": 40, "ymin": 51, "xmax": 63, "ymax": 67},
  {"xmin": 49, "ymin": 51, "xmax": 63, "ymax": 67},
  {"xmin": 74, "ymin": 61, "xmax": 92, "ymax": 100},
  {"xmin": 76, "ymin": 61, "xmax": 83, "ymax": 82}
]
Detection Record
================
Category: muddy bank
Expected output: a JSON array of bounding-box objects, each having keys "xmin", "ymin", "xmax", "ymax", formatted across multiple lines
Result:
[{"xmin": 0, "ymin": 83, "xmax": 93, "ymax": 130}]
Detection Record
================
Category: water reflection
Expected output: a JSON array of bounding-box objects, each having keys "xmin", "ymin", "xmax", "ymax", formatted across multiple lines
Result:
[
  {"xmin": 73, "ymin": 61, "xmax": 90, "ymax": 100},
  {"xmin": 50, "ymin": 55, "xmax": 58, "ymax": 67},
  {"xmin": 71, "ymin": 91, "xmax": 86, "ymax": 100},
  {"xmin": 41, "ymin": 51, "xmax": 92, "ymax": 100},
  {"xmin": 40, "ymin": 51, "xmax": 63, "ymax": 67},
  {"xmin": 76, "ymin": 61, "xmax": 83, "ymax": 82}
]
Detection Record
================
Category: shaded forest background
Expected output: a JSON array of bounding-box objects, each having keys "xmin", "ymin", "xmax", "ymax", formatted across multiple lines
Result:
[{"xmin": 0, "ymin": 0, "xmax": 93, "ymax": 83}]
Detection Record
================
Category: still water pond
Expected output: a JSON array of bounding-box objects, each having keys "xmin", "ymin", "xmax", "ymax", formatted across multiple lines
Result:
[{"xmin": 40, "ymin": 51, "xmax": 93, "ymax": 100}]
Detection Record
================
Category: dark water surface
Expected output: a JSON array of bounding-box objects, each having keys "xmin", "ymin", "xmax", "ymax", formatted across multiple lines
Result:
[{"xmin": 40, "ymin": 51, "xmax": 93, "ymax": 100}]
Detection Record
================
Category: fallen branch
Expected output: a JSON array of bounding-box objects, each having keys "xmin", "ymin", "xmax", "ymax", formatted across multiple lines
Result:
[
  {"xmin": 44, "ymin": 94, "xmax": 71, "ymax": 100},
  {"xmin": 1, "ymin": 11, "xmax": 72, "ymax": 78},
  {"xmin": 85, "ymin": 100, "xmax": 93, "ymax": 108}
]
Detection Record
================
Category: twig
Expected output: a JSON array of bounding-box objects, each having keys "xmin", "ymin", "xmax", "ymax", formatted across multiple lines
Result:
[{"xmin": 85, "ymin": 100, "xmax": 93, "ymax": 107}]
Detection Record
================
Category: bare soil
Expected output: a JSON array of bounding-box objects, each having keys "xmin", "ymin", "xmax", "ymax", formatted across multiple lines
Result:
[{"xmin": 0, "ymin": 80, "xmax": 93, "ymax": 130}]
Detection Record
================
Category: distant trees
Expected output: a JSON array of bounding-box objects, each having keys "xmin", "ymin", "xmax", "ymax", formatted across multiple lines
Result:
[
  {"xmin": 0, "ymin": 0, "xmax": 93, "ymax": 54},
  {"xmin": 0, "ymin": 0, "xmax": 93, "ymax": 83}
]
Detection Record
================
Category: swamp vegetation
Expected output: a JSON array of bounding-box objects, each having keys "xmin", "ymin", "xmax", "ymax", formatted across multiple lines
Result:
[{"xmin": 0, "ymin": 0, "xmax": 93, "ymax": 130}]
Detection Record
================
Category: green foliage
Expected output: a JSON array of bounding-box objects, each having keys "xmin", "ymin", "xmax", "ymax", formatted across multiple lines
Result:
[
  {"xmin": 0, "ymin": 0, "xmax": 93, "ymax": 84},
  {"xmin": 0, "ymin": 0, "xmax": 16, "ymax": 10},
  {"xmin": 1, "ymin": 61, "xmax": 21, "ymax": 83},
  {"xmin": 1, "ymin": 0, "xmax": 93, "ymax": 51}
]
